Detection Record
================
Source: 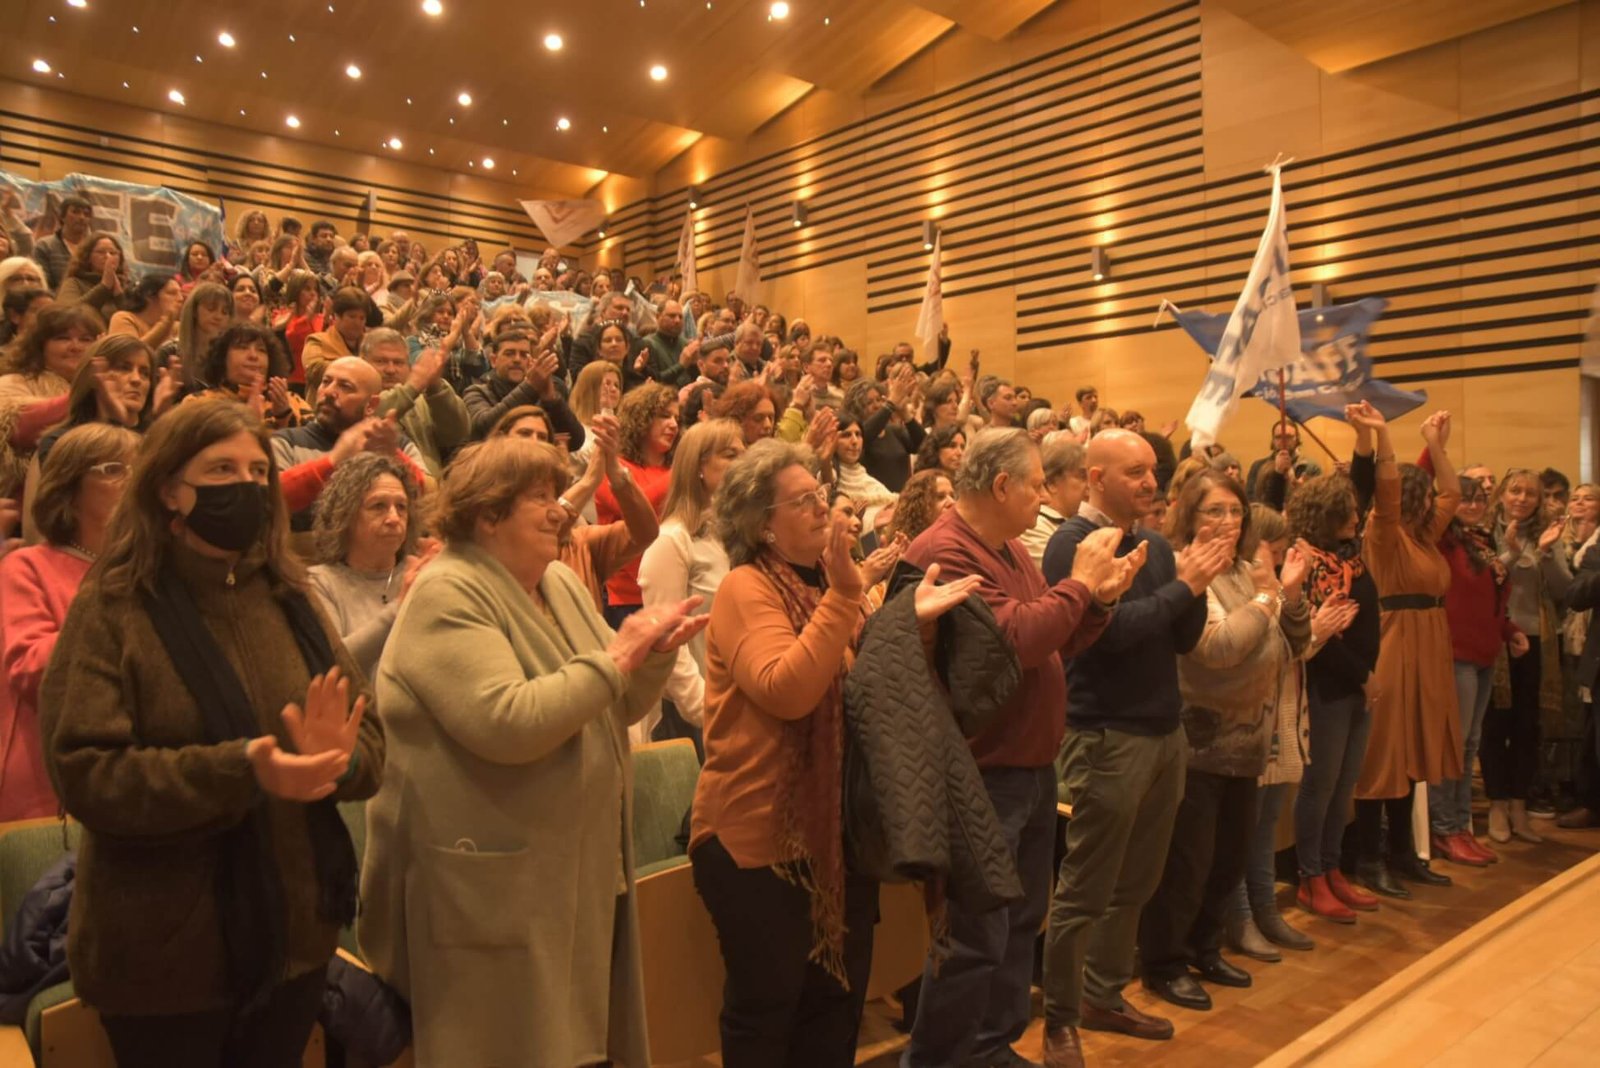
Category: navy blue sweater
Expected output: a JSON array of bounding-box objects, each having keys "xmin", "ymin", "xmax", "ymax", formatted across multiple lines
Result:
[{"xmin": 1042, "ymin": 517, "xmax": 1206, "ymax": 736}]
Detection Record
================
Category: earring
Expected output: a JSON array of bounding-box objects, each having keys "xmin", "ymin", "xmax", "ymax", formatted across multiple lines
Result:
[{"xmin": 764, "ymin": 531, "xmax": 777, "ymax": 544}]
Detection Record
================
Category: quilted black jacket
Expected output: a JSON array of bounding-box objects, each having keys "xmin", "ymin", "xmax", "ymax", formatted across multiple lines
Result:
[{"xmin": 843, "ymin": 565, "xmax": 1025, "ymax": 912}]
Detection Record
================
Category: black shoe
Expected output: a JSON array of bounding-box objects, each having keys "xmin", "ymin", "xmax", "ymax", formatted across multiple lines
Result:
[
  {"xmin": 1193, "ymin": 954, "xmax": 1252, "ymax": 988},
  {"xmin": 1390, "ymin": 855, "xmax": 1451, "ymax": 887},
  {"xmin": 1142, "ymin": 973, "xmax": 1212, "ymax": 1011},
  {"xmin": 1357, "ymin": 860, "xmax": 1412, "ymax": 900}
]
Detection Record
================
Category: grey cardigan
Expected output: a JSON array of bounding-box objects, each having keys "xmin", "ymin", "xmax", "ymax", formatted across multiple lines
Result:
[{"xmin": 1177, "ymin": 561, "xmax": 1312, "ymax": 778}]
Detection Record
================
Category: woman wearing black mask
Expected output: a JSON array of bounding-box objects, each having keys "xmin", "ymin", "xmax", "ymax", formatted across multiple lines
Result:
[
  {"xmin": 38, "ymin": 400, "xmax": 384, "ymax": 1068},
  {"xmin": 1287, "ymin": 461, "xmax": 1383, "ymax": 924}
]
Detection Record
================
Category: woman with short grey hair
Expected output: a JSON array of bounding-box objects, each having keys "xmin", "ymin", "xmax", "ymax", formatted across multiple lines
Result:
[
  {"xmin": 307, "ymin": 453, "xmax": 431, "ymax": 679},
  {"xmin": 1022, "ymin": 435, "xmax": 1088, "ymax": 568}
]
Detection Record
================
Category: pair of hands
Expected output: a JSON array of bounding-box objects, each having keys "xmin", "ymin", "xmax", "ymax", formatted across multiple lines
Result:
[
  {"xmin": 608, "ymin": 596, "xmax": 711, "ymax": 673},
  {"xmin": 1070, "ymin": 526, "xmax": 1148, "ymax": 603},
  {"xmin": 1175, "ymin": 533, "xmax": 1235, "ymax": 596},
  {"xmin": 818, "ymin": 514, "xmax": 984, "ymax": 621},
  {"xmin": 238, "ymin": 372, "xmax": 294, "ymax": 419},
  {"xmin": 329, "ymin": 411, "xmax": 404, "ymax": 465},
  {"xmin": 804, "ymin": 405, "xmax": 840, "ymax": 461},
  {"xmin": 247, "ymin": 667, "xmax": 367, "ymax": 802},
  {"xmin": 1505, "ymin": 517, "xmax": 1567, "ymax": 557}
]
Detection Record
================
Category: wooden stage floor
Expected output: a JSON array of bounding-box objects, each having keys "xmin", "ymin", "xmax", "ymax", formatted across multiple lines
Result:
[{"xmin": 854, "ymin": 825, "xmax": 1600, "ymax": 1067}]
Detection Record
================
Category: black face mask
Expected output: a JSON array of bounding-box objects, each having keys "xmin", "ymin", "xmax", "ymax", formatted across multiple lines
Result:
[
  {"xmin": 1334, "ymin": 537, "xmax": 1362, "ymax": 561},
  {"xmin": 182, "ymin": 480, "xmax": 269, "ymax": 552}
]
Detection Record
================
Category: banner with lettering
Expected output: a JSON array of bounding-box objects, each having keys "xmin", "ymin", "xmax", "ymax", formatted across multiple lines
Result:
[{"xmin": 0, "ymin": 169, "xmax": 226, "ymax": 278}]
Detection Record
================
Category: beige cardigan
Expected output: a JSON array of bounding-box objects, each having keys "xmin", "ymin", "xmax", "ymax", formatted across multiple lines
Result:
[{"xmin": 358, "ymin": 543, "xmax": 673, "ymax": 1068}]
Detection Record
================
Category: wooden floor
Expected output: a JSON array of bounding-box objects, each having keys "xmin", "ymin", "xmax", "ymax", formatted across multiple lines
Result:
[{"xmin": 853, "ymin": 824, "xmax": 1600, "ymax": 1067}]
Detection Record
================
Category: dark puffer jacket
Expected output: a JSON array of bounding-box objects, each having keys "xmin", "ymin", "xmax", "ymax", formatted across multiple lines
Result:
[{"xmin": 843, "ymin": 566, "xmax": 1024, "ymax": 912}]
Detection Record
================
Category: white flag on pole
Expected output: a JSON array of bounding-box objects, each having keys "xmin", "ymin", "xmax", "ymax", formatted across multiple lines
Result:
[
  {"xmin": 914, "ymin": 232, "xmax": 944, "ymax": 358},
  {"xmin": 518, "ymin": 199, "xmax": 606, "ymax": 249},
  {"xmin": 676, "ymin": 207, "xmax": 699, "ymax": 298},
  {"xmin": 1183, "ymin": 164, "xmax": 1302, "ymax": 447},
  {"xmin": 733, "ymin": 207, "xmax": 760, "ymax": 305}
]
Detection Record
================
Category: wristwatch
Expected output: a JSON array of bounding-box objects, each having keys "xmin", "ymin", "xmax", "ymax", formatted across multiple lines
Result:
[{"xmin": 1252, "ymin": 592, "xmax": 1277, "ymax": 609}]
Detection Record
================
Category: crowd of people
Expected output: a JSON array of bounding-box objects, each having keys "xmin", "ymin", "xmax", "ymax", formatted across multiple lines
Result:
[{"xmin": 0, "ymin": 205, "xmax": 1596, "ymax": 1068}]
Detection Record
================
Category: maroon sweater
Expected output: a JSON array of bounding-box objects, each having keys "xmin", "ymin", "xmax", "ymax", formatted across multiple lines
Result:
[
  {"xmin": 1440, "ymin": 531, "xmax": 1520, "ymax": 667},
  {"xmin": 904, "ymin": 507, "xmax": 1108, "ymax": 769}
]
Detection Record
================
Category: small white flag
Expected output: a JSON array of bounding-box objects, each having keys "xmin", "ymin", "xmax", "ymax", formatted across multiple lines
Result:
[
  {"xmin": 676, "ymin": 207, "xmax": 699, "ymax": 298},
  {"xmin": 1184, "ymin": 164, "xmax": 1302, "ymax": 447},
  {"xmin": 733, "ymin": 206, "xmax": 760, "ymax": 305},
  {"xmin": 518, "ymin": 199, "xmax": 606, "ymax": 249},
  {"xmin": 914, "ymin": 231, "xmax": 944, "ymax": 358}
]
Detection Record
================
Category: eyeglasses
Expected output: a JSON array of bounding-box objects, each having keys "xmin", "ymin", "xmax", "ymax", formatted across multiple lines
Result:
[
  {"xmin": 88, "ymin": 461, "xmax": 130, "ymax": 479},
  {"xmin": 767, "ymin": 486, "xmax": 828, "ymax": 512},
  {"xmin": 1197, "ymin": 504, "xmax": 1247, "ymax": 520}
]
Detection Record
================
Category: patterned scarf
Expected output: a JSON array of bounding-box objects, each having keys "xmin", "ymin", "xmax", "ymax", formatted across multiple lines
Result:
[
  {"xmin": 1301, "ymin": 539, "xmax": 1365, "ymax": 610},
  {"xmin": 752, "ymin": 550, "xmax": 860, "ymax": 986}
]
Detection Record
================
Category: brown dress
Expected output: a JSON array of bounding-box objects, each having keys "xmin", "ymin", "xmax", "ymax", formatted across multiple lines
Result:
[{"xmin": 1357, "ymin": 467, "xmax": 1462, "ymax": 799}]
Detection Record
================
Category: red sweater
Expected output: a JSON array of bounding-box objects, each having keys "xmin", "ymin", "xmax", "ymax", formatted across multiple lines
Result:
[
  {"xmin": 904, "ymin": 507, "xmax": 1108, "ymax": 769},
  {"xmin": 595, "ymin": 458, "xmax": 672, "ymax": 609},
  {"xmin": 1419, "ymin": 446, "xmax": 1520, "ymax": 665}
]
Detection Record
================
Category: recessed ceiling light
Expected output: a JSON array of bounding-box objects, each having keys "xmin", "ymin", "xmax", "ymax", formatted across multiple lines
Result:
[
  {"xmin": 388, "ymin": 136, "xmax": 403, "ymax": 149},
  {"xmin": 218, "ymin": 31, "xmax": 236, "ymax": 47},
  {"xmin": 602, "ymin": 125, "xmax": 609, "ymax": 133},
  {"xmin": 194, "ymin": 55, "xmax": 203, "ymax": 63},
  {"xmin": 482, "ymin": 158, "xmax": 495, "ymax": 169},
  {"xmin": 288, "ymin": 33, "xmax": 296, "ymax": 42},
  {"xmin": 428, "ymin": 147, "xmax": 435, "ymax": 154},
  {"xmin": 457, "ymin": 91, "xmax": 472, "ymax": 106},
  {"xmin": 168, "ymin": 88, "xmax": 186, "ymax": 105},
  {"xmin": 327, "ymin": 4, "xmax": 335, "ymax": 11},
  {"xmin": 649, "ymin": 64, "xmax": 668, "ymax": 81},
  {"xmin": 56, "ymin": 72, "xmax": 63, "ymax": 79},
  {"xmin": 543, "ymin": 33, "xmax": 563, "ymax": 51},
  {"xmin": 31, "ymin": 59, "xmax": 51, "ymax": 74},
  {"xmin": 556, "ymin": 117, "xmax": 571, "ymax": 131},
  {"xmin": 239, "ymin": 108, "xmax": 246, "ymax": 115},
  {"xmin": 285, "ymin": 114, "xmax": 301, "ymax": 128},
  {"xmin": 131, "ymin": 24, "xmax": 138, "ymax": 32},
  {"xmin": 468, "ymin": 160, "xmax": 475, "ymax": 167},
  {"xmin": 67, "ymin": 0, "xmax": 87, "ymax": 8},
  {"xmin": 405, "ymin": 97, "xmax": 412, "ymax": 105},
  {"xmin": 512, "ymin": 168, "xmax": 518, "ymax": 176},
  {"xmin": 824, "ymin": 16, "xmax": 830, "ymax": 25},
  {"xmin": 502, "ymin": 118, "xmax": 509, "ymax": 126},
  {"xmin": 770, "ymin": 2, "xmax": 790, "ymax": 19},
  {"xmin": 422, "ymin": 0, "xmax": 443, "ymax": 14},
  {"xmin": 345, "ymin": 63, "xmax": 362, "ymax": 79},
  {"xmin": 121, "ymin": 81, "xmax": 129, "ymax": 88},
  {"xmin": 448, "ymin": 118, "xmax": 455, "ymax": 125},
  {"xmin": 260, "ymin": 70, "xmax": 268, "ymax": 78},
  {"xmin": 334, "ymin": 129, "xmax": 340, "ymax": 135}
]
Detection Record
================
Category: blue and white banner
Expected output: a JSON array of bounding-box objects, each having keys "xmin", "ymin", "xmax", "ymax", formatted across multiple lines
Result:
[
  {"xmin": 0, "ymin": 169, "xmax": 225, "ymax": 279},
  {"xmin": 1171, "ymin": 296, "xmax": 1427, "ymax": 424},
  {"xmin": 1181, "ymin": 166, "xmax": 1301, "ymax": 447}
]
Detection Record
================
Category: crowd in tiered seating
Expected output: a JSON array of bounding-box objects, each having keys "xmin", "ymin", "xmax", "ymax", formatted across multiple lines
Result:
[{"xmin": 0, "ymin": 205, "xmax": 1596, "ymax": 1068}]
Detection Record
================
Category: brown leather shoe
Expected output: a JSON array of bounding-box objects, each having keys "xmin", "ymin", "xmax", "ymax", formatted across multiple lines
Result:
[
  {"xmin": 1043, "ymin": 1026, "xmax": 1085, "ymax": 1068},
  {"xmin": 1080, "ymin": 999, "xmax": 1175, "ymax": 1040}
]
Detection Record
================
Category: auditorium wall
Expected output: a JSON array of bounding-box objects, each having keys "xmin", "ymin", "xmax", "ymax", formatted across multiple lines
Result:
[{"xmin": 601, "ymin": 0, "xmax": 1600, "ymax": 479}]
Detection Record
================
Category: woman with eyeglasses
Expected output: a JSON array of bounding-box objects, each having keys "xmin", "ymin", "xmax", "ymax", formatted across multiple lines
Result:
[
  {"xmin": 1136, "ymin": 468, "xmax": 1313, "ymax": 1011},
  {"xmin": 690, "ymin": 438, "xmax": 979, "ymax": 1066},
  {"xmin": 0, "ymin": 422, "xmax": 137, "ymax": 820}
]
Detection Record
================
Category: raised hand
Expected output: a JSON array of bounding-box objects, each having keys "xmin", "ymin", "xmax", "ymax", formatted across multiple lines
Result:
[
  {"xmin": 265, "ymin": 376, "xmax": 293, "ymax": 418},
  {"xmin": 791, "ymin": 375, "xmax": 816, "ymax": 411},
  {"xmin": 607, "ymin": 596, "xmax": 706, "ymax": 672},
  {"xmin": 528, "ymin": 351, "xmax": 560, "ymax": 395},
  {"xmin": 407, "ymin": 345, "xmax": 447, "ymax": 393},
  {"xmin": 1343, "ymin": 400, "xmax": 1387, "ymax": 431},
  {"xmin": 804, "ymin": 405, "xmax": 838, "ymax": 453},
  {"xmin": 1280, "ymin": 541, "xmax": 1310, "ymax": 596},
  {"xmin": 400, "ymin": 538, "xmax": 443, "ymax": 600},
  {"xmin": 281, "ymin": 667, "xmax": 367, "ymax": 761},
  {"xmin": 821, "ymin": 514, "xmax": 866, "ymax": 600},
  {"xmin": 1538, "ymin": 519, "xmax": 1565, "ymax": 554},
  {"xmin": 1249, "ymin": 543, "xmax": 1281, "ymax": 597},
  {"xmin": 633, "ymin": 348, "xmax": 652, "ymax": 377},
  {"xmin": 1311, "ymin": 596, "xmax": 1358, "ymax": 642},
  {"xmin": 1098, "ymin": 540, "xmax": 1147, "ymax": 602},
  {"xmin": 679, "ymin": 338, "xmax": 701, "ymax": 368},
  {"xmin": 245, "ymin": 736, "xmax": 347, "ymax": 802},
  {"xmin": 860, "ymin": 532, "xmax": 908, "ymax": 589},
  {"xmin": 239, "ymin": 372, "xmax": 268, "ymax": 420},
  {"xmin": 89, "ymin": 357, "xmax": 131, "ymax": 425},
  {"xmin": 914, "ymin": 562, "xmax": 984, "ymax": 623},
  {"xmin": 1176, "ymin": 534, "xmax": 1234, "ymax": 595},
  {"xmin": 1420, "ymin": 410, "xmax": 1451, "ymax": 447},
  {"xmin": 364, "ymin": 411, "xmax": 404, "ymax": 455},
  {"xmin": 1068, "ymin": 526, "xmax": 1123, "ymax": 594}
]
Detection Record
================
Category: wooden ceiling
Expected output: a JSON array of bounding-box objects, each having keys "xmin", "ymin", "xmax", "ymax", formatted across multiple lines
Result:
[
  {"xmin": 1211, "ymin": 0, "xmax": 1574, "ymax": 73},
  {"xmin": 2, "ymin": 0, "xmax": 1061, "ymax": 193}
]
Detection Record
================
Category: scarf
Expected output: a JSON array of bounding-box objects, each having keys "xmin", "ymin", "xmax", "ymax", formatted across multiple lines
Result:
[
  {"xmin": 1301, "ymin": 539, "xmax": 1365, "ymax": 610},
  {"xmin": 752, "ymin": 551, "xmax": 859, "ymax": 986},
  {"xmin": 140, "ymin": 566, "xmax": 359, "ymax": 1009}
]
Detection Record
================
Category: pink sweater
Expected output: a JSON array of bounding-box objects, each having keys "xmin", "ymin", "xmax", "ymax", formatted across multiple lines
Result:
[{"xmin": 0, "ymin": 544, "xmax": 90, "ymax": 820}]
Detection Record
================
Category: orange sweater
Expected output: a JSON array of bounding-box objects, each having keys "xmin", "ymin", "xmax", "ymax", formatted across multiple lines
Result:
[{"xmin": 689, "ymin": 563, "xmax": 862, "ymax": 868}]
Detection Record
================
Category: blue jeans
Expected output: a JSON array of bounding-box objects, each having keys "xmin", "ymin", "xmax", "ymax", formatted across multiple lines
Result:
[
  {"xmin": 1432, "ymin": 661, "xmax": 1493, "ymax": 836},
  {"xmin": 1294, "ymin": 691, "xmax": 1371, "ymax": 877},
  {"xmin": 904, "ymin": 766, "xmax": 1056, "ymax": 1067},
  {"xmin": 1230, "ymin": 782, "xmax": 1293, "ymax": 916}
]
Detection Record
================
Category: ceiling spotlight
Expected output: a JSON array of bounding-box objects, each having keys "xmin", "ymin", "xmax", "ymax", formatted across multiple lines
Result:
[
  {"xmin": 67, "ymin": 0, "xmax": 87, "ymax": 8},
  {"xmin": 239, "ymin": 108, "xmax": 246, "ymax": 115},
  {"xmin": 457, "ymin": 91, "xmax": 472, "ymax": 106},
  {"xmin": 482, "ymin": 157, "xmax": 495, "ymax": 169},
  {"xmin": 289, "ymin": 33, "xmax": 296, "ymax": 42},
  {"xmin": 31, "ymin": 59, "xmax": 51, "ymax": 74},
  {"xmin": 167, "ymin": 88, "xmax": 186, "ymax": 105},
  {"xmin": 770, "ymin": 2, "xmax": 790, "ymax": 19},
  {"xmin": 346, "ymin": 63, "xmax": 362, "ymax": 79},
  {"xmin": 1090, "ymin": 246, "xmax": 1110, "ymax": 282},
  {"xmin": 649, "ymin": 64, "xmax": 668, "ymax": 81},
  {"xmin": 468, "ymin": 160, "xmax": 475, "ymax": 167},
  {"xmin": 260, "ymin": 70, "xmax": 268, "ymax": 78},
  {"xmin": 387, "ymin": 136, "xmax": 403, "ymax": 149},
  {"xmin": 598, "ymin": 220, "xmax": 609, "ymax": 238},
  {"xmin": 687, "ymin": 186, "xmax": 700, "ymax": 210},
  {"xmin": 422, "ymin": 0, "xmax": 443, "ymax": 14},
  {"xmin": 543, "ymin": 33, "xmax": 563, "ymax": 51},
  {"xmin": 285, "ymin": 115, "xmax": 301, "ymax": 128},
  {"xmin": 512, "ymin": 169, "xmax": 518, "ymax": 176},
  {"xmin": 602, "ymin": 125, "xmax": 609, "ymax": 133},
  {"xmin": 922, "ymin": 220, "xmax": 938, "ymax": 251},
  {"xmin": 217, "ymin": 31, "xmax": 236, "ymax": 47},
  {"xmin": 556, "ymin": 117, "xmax": 571, "ymax": 131},
  {"xmin": 791, "ymin": 200, "xmax": 807, "ymax": 228},
  {"xmin": 194, "ymin": 55, "xmax": 203, "ymax": 63}
]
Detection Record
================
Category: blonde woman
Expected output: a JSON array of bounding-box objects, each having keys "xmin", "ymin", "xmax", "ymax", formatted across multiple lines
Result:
[
  {"xmin": 636, "ymin": 419, "xmax": 745, "ymax": 743},
  {"xmin": 356, "ymin": 250, "xmax": 389, "ymax": 307}
]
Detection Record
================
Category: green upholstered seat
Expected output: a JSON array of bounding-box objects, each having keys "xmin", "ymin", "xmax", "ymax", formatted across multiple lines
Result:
[
  {"xmin": 338, "ymin": 800, "xmax": 367, "ymax": 959},
  {"xmin": 630, "ymin": 740, "xmax": 700, "ymax": 872},
  {"xmin": 0, "ymin": 822, "xmax": 83, "ymax": 1065}
]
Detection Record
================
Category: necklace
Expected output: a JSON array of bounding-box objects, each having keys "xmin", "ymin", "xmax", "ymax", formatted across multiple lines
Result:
[{"xmin": 67, "ymin": 542, "xmax": 97, "ymax": 560}]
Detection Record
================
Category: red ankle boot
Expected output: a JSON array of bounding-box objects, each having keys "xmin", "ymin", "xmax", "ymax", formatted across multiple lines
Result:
[
  {"xmin": 1459, "ymin": 833, "xmax": 1498, "ymax": 864},
  {"xmin": 1327, "ymin": 869, "xmax": 1380, "ymax": 911},
  {"xmin": 1298, "ymin": 875, "xmax": 1357, "ymax": 923},
  {"xmin": 1432, "ymin": 832, "xmax": 1489, "ymax": 867}
]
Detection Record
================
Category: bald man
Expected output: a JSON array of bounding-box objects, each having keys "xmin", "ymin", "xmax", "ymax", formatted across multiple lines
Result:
[
  {"xmin": 273, "ymin": 355, "xmax": 431, "ymax": 529},
  {"xmin": 1037, "ymin": 429, "xmax": 1232, "ymax": 1063}
]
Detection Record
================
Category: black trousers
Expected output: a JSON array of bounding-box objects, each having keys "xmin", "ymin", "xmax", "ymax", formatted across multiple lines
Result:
[
  {"xmin": 99, "ymin": 969, "xmax": 324, "ymax": 1068},
  {"xmin": 691, "ymin": 834, "xmax": 878, "ymax": 1068},
  {"xmin": 1354, "ymin": 789, "xmax": 1416, "ymax": 863},
  {"xmin": 1137, "ymin": 769, "xmax": 1257, "ymax": 981},
  {"xmin": 1482, "ymin": 636, "xmax": 1543, "ymax": 800}
]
